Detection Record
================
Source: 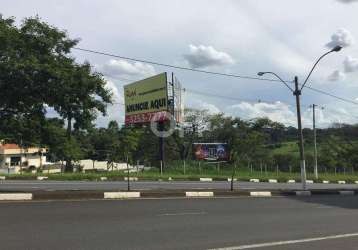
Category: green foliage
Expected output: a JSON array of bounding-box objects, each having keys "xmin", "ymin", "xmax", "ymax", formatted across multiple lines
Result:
[{"xmin": 0, "ymin": 15, "xmax": 112, "ymax": 171}]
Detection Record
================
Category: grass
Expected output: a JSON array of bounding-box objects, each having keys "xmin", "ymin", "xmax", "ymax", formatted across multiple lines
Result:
[{"xmin": 2, "ymin": 164, "xmax": 358, "ymax": 184}]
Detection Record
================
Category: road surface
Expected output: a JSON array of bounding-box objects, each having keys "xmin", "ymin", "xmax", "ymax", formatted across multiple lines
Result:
[
  {"xmin": 1, "ymin": 180, "xmax": 357, "ymax": 191},
  {"xmin": 1, "ymin": 196, "xmax": 358, "ymax": 249}
]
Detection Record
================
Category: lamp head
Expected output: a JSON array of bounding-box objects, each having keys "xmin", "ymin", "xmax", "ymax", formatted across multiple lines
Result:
[
  {"xmin": 331, "ymin": 45, "xmax": 342, "ymax": 52},
  {"xmin": 257, "ymin": 72, "xmax": 265, "ymax": 76}
]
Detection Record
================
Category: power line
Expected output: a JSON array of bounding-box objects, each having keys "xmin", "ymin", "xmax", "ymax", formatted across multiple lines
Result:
[
  {"xmin": 74, "ymin": 47, "xmax": 290, "ymax": 83},
  {"xmin": 304, "ymin": 85, "xmax": 358, "ymax": 106},
  {"xmin": 185, "ymin": 88, "xmax": 289, "ymax": 106},
  {"xmin": 74, "ymin": 47, "xmax": 358, "ymax": 107}
]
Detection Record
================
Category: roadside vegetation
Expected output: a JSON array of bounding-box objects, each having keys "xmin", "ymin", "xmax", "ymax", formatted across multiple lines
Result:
[{"xmin": 1, "ymin": 15, "xmax": 358, "ymax": 179}]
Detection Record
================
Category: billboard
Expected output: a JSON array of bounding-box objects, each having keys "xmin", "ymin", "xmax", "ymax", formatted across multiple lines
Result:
[
  {"xmin": 124, "ymin": 73, "xmax": 169, "ymax": 124},
  {"xmin": 193, "ymin": 143, "xmax": 228, "ymax": 161}
]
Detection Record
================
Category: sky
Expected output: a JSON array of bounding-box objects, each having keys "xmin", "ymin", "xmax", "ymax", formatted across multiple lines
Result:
[{"xmin": 2, "ymin": 0, "xmax": 358, "ymax": 128}]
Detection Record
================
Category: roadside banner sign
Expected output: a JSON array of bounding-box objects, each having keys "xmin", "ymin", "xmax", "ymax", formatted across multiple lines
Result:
[
  {"xmin": 124, "ymin": 73, "xmax": 169, "ymax": 124},
  {"xmin": 193, "ymin": 143, "xmax": 228, "ymax": 161}
]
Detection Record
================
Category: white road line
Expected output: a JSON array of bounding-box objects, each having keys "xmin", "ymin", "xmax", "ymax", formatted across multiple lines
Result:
[
  {"xmin": 209, "ymin": 232, "xmax": 358, "ymax": 250},
  {"xmin": 157, "ymin": 211, "xmax": 207, "ymax": 216}
]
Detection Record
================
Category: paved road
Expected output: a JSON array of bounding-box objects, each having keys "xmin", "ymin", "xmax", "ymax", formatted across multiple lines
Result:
[
  {"xmin": 1, "ymin": 196, "xmax": 358, "ymax": 249},
  {"xmin": 0, "ymin": 180, "xmax": 357, "ymax": 191}
]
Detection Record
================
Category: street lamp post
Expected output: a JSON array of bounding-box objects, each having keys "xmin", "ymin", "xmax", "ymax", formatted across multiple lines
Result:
[{"xmin": 258, "ymin": 45, "xmax": 342, "ymax": 190}]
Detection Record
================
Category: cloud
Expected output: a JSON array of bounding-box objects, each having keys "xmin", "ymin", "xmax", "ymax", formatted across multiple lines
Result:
[
  {"xmin": 191, "ymin": 99, "xmax": 221, "ymax": 114},
  {"xmin": 326, "ymin": 28, "xmax": 354, "ymax": 48},
  {"xmin": 105, "ymin": 80, "xmax": 121, "ymax": 102},
  {"xmin": 100, "ymin": 59, "xmax": 156, "ymax": 79},
  {"xmin": 96, "ymin": 79, "xmax": 125, "ymax": 127},
  {"xmin": 225, "ymin": 101, "xmax": 298, "ymax": 126},
  {"xmin": 343, "ymin": 56, "xmax": 358, "ymax": 73},
  {"xmin": 336, "ymin": 0, "xmax": 358, "ymax": 3},
  {"xmin": 328, "ymin": 70, "xmax": 346, "ymax": 81},
  {"xmin": 183, "ymin": 44, "xmax": 235, "ymax": 68}
]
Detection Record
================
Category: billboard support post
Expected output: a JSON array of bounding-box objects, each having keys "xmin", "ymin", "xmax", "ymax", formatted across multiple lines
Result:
[
  {"xmin": 126, "ymin": 154, "xmax": 130, "ymax": 191},
  {"xmin": 183, "ymin": 160, "xmax": 186, "ymax": 175},
  {"xmin": 159, "ymin": 121, "xmax": 165, "ymax": 174},
  {"xmin": 231, "ymin": 163, "xmax": 236, "ymax": 191}
]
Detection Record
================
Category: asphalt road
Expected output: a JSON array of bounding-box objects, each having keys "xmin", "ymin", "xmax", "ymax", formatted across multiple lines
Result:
[
  {"xmin": 1, "ymin": 196, "xmax": 358, "ymax": 250},
  {"xmin": 0, "ymin": 180, "xmax": 357, "ymax": 191}
]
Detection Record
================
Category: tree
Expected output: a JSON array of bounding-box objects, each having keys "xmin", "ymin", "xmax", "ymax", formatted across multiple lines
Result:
[
  {"xmin": 118, "ymin": 126, "xmax": 142, "ymax": 164},
  {"xmin": 170, "ymin": 108, "xmax": 211, "ymax": 160},
  {"xmin": 0, "ymin": 16, "xmax": 78, "ymax": 142},
  {"xmin": 52, "ymin": 62, "xmax": 112, "ymax": 171}
]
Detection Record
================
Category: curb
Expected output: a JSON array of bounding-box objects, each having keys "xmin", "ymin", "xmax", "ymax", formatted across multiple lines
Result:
[
  {"xmin": 199, "ymin": 178, "xmax": 213, "ymax": 182},
  {"xmin": 2, "ymin": 176, "xmax": 358, "ymax": 185},
  {"xmin": 0, "ymin": 189, "xmax": 358, "ymax": 201}
]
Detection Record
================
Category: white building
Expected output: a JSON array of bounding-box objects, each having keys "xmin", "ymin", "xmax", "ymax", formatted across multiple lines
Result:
[{"xmin": 0, "ymin": 143, "xmax": 47, "ymax": 173}]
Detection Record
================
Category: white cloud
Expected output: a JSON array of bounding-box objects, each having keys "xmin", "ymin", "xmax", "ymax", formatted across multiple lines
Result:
[
  {"xmin": 225, "ymin": 101, "xmax": 298, "ymax": 126},
  {"xmin": 326, "ymin": 28, "xmax": 354, "ymax": 49},
  {"xmin": 105, "ymin": 80, "xmax": 121, "ymax": 102},
  {"xmin": 343, "ymin": 56, "xmax": 358, "ymax": 73},
  {"xmin": 183, "ymin": 44, "xmax": 235, "ymax": 68},
  {"xmin": 190, "ymin": 99, "xmax": 221, "ymax": 114},
  {"xmin": 328, "ymin": 70, "xmax": 346, "ymax": 81},
  {"xmin": 336, "ymin": 0, "xmax": 358, "ymax": 3},
  {"xmin": 100, "ymin": 59, "xmax": 156, "ymax": 79}
]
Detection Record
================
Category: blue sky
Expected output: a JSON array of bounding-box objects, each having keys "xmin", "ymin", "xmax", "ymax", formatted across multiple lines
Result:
[{"xmin": 2, "ymin": 0, "xmax": 358, "ymax": 128}]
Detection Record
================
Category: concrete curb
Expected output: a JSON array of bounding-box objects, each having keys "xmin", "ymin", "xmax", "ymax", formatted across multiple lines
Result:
[
  {"xmin": 250, "ymin": 191, "xmax": 271, "ymax": 197},
  {"xmin": 0, "ymin": 193, "xmax": 33, "ymax": 200},
  {"xmin": 1, "ymin": 189, "xmax": 357, "ymax": 201},
  {"xmin": 104, "ymin": 192, "xmax": 140, "ymax": 199},
  {"xmin": 186, "ymin": 191, "xmax": 214, "ymax": 197},
  {"xmin": 199, "ymin": 178, "xmax": 213, "ymax": 182},
  {"xmin": 124, "ymin": 177, "xmax": 138, "ymax": 181},
  {"xmin": 3, "ymin": 176, "xmax": 358, "ymax": 185}
]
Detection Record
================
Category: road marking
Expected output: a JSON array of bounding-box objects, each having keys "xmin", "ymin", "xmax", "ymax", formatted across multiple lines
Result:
[
  {"xmin": 209, "ymin": 232, "xmax": 358, "ymax": 250},
  {"xmin": 157, "ymin": 211, "xmax": 207, "ymax": 216}
]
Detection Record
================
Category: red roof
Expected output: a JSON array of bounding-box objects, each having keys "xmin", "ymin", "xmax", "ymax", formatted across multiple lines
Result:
[{"xmin": 0, "ymin": 143, "xmax": 20, "ymax": 150}]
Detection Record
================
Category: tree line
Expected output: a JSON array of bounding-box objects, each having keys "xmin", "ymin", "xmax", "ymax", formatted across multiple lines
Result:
[{"xmin": 1, "ymin": 16, "xmax": 358, "ymax": 173}]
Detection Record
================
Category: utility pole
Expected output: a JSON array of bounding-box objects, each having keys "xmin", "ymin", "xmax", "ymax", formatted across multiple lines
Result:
[
  {"xmin": 294, "ymin": 76, "xmax": 307, "ymax": 190},
  {"xmin": 258, "ymin": 46, "xmax": 342, "ymax": 190},
  {"xmin": 312, "ymin": 104, "xmax": 318, "ymax": 179}
]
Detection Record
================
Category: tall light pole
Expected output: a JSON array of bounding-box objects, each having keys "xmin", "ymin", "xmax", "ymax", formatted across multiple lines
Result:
[
  {"xmin": 311, "ymin": 104, "xmax": 324, "ymax": 179},
  {"xmin": 258, "ymin": 45, "xmax": 342, "ymax": 190},
  {"xmin": 312, "ymin": 104, "xmax": 318, "ymax": 179}
]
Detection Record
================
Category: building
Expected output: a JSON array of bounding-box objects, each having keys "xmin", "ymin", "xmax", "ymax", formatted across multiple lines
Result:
[{"xmin": 0, "ymin": 142, "xmax": 47, "ymax": 173}]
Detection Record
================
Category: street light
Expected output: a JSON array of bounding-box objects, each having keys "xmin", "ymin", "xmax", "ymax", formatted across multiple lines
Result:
[{"xmin": 257, "ymin": 45, "xmax": 342, "ymax": 190}]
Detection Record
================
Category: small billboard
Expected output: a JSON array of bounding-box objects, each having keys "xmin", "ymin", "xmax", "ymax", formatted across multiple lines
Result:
[
  {"xmin": 124, "ymin": 73, "xmax": 169, "ymax": 124},
  {"xmin": 193, "ymin": 143, "xmax": 228, "ymax": 161}
]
